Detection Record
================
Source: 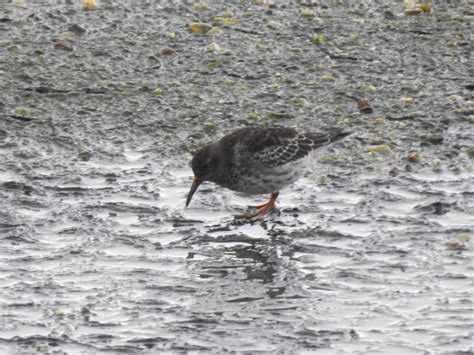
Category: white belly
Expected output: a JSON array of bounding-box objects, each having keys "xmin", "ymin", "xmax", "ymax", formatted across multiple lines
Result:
[{"xmin": 231, "ymin": 156, "xmax": 310, "ymax": 195}]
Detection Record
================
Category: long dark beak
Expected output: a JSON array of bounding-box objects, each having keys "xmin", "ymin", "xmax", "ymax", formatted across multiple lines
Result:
[{"xmin": 186, "ymin": 176, "xmax": 202, "ymax": 207}]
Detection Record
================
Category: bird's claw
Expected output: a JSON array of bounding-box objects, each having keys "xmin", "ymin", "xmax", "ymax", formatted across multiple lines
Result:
[{"xmin": 235, "ymin": 192, "xmax": 279, "ymax": 219}]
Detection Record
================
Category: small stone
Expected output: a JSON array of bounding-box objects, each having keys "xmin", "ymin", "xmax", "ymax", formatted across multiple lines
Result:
[
  {"xmin": 194, "ymin": 2, "xmax": 207, "ymax": 11},
  {"xmin": 207, "ymin": 27, "xmax": 221, "ymax": 36},
  {"xmin": 188, "ymin": 22, "xmax": 211, "ymax": 33},
  {"xmin": 320, "ymin": 75, "xmax": 335, "ymax": 82},
  {"xmin": 7, "ymin": 44, "xmax": 20, "ymax": 53},
  {"xmin": 214, "ymin": 16, "xmax": 239, "ymax": 26},
  {"xmin": 68, "ymin": 24, "xmax": 86, "ymax": 35},
  {"xmin": 83, "ymin": 0, "xmax": 96, "ymax": 9},
  {"xmin": 62, "ymin": 31, "xmax": 76, "ymax": 38},
  {"xmin": 357, "ymin": 98, "xmax": 370, "ymax": 109},
  {"xmin": 357, "ymin": 98, "xmax": 373, "ymax": 114},
  {"xmin": 12, "ymin": 0, "xmax": 25, "ymax": 6},
  {"xmin": 127, "ymin": 309, "xmax": 139, "ymax": 317},
  {"xmin": 370, "ymin": 117, "xmax": 385, "ymax": 125},
  {"xmin": 446, "ymin": 40, "xmax": 458, "ymax": 48},
  {"xmin": 54, "ymin": 42, "xmax": 73, "ymax": 51},
  {"xmin": 181, "ymin": 152, "xmax": 193, "ymax": 161},
  {"xmin": 449, "ymin": 95, "xmax": 463, "ymax": 101},
  {"xmin": 467, "ymin": 147, "xmax": 474, "ymax": 159},
  {"xmin": 407, "ymin": 151, "xmax": 420, "ymax": 162},
  {"xmin": 35, "ymin": 343, "xmax": 49, "ymax": 352},
  {"xmin": 15, "ymin": 107, "xmax": 28, "ymax": 116},
  {"xmin": 401, "ymin": 97, "xmax": 414, "ymax": 106},
  {"xmin": 369, "ymin": 138, "xmax": 385, "ymax": 145},
  {"xmin": 405, "ymin": 9, "xmax": 422, "ymax": 16},
  {"xmin": 361, "ymin": 84, "xmax": 376, "ymax": 93},
  {"xmin": 79, "ymin": 150, "xmax": 92, "ymax": 161},
  {"xmin": 366, "ymin": 145, "xmax": 392, "ymax": 154},
  {"xmin": 403, "ymin": 0, "xmax": 419, "ymax": 12},
  {"xmin": 384, "ymin": 10, "xmax": 396, "ymax": 19},
  {"xmin": 453, "ymin": 107, "xmax": 474, "ymax": 115},
  {"xmin": 300, "ymin": 8, "xmax": 315, "ymax": 17},
  {"xmin": 445, "ymin": 240, "xmax": 464, "ymax": 250},
  {"xmin": 54, "ymin": 309, "xmax": 65, "ymax": 317},
  {"xmin": 206, "ymin": 42, "xmax": 221, "ymax": 52},
  {"xmin": 161, "ymin": 47, "xmax": 173, "ymax": 55},
  {"xmin": 375, "ymin": 288, "xmax": 390, "ymax": 297},
  {"xmin": 267, "ymin": 20, "xmax": 281, "ymax": 29}
]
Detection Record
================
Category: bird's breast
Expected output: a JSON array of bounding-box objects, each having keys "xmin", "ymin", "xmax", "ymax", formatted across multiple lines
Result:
[{"xmin": 222, "ymin": 156, "xmax": 310, "ymax": 195}]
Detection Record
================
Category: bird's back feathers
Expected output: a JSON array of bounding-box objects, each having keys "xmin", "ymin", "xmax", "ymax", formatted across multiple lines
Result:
[{"xmin": 218, "ymin": 126, "xmax": 350, "ymax": 167}]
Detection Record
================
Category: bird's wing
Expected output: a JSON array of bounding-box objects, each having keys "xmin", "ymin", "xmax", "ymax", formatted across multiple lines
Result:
[
  {"xmin": 228, "ymin": 127, "xmax": 332, "ymax": 167},
  {"xmin": 221, "ymin": 126, "xmax": 348, "ymax": 169},
  {"xmin": 252, "ymin": 132, "xmax": 331, "ymax": 166}
]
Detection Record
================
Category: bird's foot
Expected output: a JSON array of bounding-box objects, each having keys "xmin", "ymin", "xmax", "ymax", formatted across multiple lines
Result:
[
  {"xmin": 234, "ymin": 208, "xmax": 270, "ymax": 219},
  {"xmin": 234, "ymin": 192, "xmax": 279, "ymax": 219},
  {"xmin": 247, "ymin": 202, "xmax": 267, "ymax": 209}
]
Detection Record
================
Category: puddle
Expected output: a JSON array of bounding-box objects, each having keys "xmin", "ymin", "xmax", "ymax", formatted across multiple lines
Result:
[{"xmin": 0, "ymin": 1, "xmax": 471, "ymax": 354}]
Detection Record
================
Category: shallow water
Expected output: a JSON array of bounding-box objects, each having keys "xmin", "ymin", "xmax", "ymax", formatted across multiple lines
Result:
[{"xmin": 1, "ymin": 1, "xmax": 473, "ymax": 354}]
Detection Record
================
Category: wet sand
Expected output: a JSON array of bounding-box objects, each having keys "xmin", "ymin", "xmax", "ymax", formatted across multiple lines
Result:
[{"xmin": 0, "ymin": 1, "xmax": 473, "ymax": 353}]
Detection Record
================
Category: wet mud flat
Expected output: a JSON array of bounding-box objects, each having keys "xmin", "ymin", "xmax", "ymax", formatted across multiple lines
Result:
[{"xmin": 0, "ymin": 1, "xmax": 473, "ymax": 354}]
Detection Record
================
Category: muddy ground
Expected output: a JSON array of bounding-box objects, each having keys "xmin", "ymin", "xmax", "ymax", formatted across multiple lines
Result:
[{"xmin": 0, "ymin": 0, "xmax": 473, "ymax": 354}]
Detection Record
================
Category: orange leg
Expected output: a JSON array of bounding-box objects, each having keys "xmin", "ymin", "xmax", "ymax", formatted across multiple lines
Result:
[{"xmin": 234, "ymin": 192, "xmax": 279, "ymax": 219}]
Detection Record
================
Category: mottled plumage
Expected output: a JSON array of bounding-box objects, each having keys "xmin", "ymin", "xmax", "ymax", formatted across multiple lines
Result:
[{"xmin": 186, "ymin": 125, "xmax": 351, "ymax": 218}]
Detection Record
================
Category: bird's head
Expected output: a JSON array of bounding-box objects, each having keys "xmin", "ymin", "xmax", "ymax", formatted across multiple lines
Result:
[{"xmin": 186, "ymin": 144, "xmax": 221, "ymax": 207}]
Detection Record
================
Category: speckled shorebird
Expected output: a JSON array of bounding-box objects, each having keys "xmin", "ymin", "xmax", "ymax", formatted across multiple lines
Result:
[{"xmin": 186, "ymin": 125, "xmax": 351, "ymax": 218}]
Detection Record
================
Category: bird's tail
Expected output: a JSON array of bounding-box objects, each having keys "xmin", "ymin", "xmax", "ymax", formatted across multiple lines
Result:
[{"xmin": 327, "ymin": 127, "xmax": 352, "ymax": 144}]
